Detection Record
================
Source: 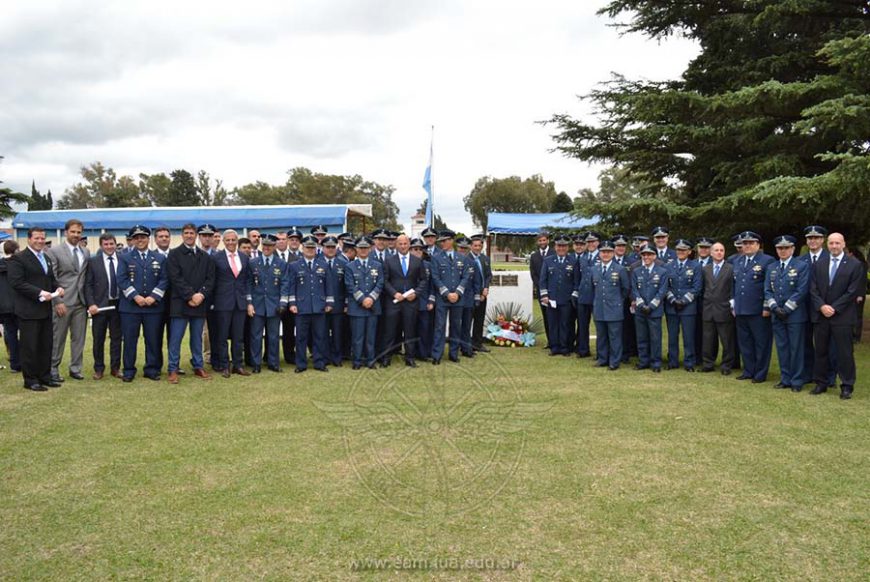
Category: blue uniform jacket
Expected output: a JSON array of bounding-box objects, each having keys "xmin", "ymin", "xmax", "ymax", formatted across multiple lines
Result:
[
  {"xmin": 539, "ymin": 254, "xmax": 580, "ymax": 305},
  {"xmin": 323, "ymin": 256, "xmax": 348, "ymax": 310},
  {"xmin": 431, "ymin": 251, "xmax": 472, "ymax": 306},
  {"xmin": 247, "ymin": 255, "xmax": 289, "ymax": 317},
  {"xmin": 764, "ymin": 258, "xmax": 809, "ymax": 322},
  {"xmin": 287, "ymin": 255, "xmax": 335, "ymax": 315},
  {"xmin": 117, "ymin": 250, "xmax": 168, "ymax": 313},
  {"xmin": 418, "ymin": 259, "xmax": 436, "ymax": 312},
  {"xmin": 592, "ymin": 261, "xmax": 629, "ymax": 321},
  {"xmin": 665, "ymin": 259, "xmax": 703, "ymax": 316},
  {"xmin": 576, "ymin": 251, "xmax": 601, "ymax": 304},
  {"xmin": 459, "ymin": 253, "xmax": 480, "ymax": 308},
  {"xmin": 345, "ymin": 258, "xmax": 384, "ymax": 317},
  {"xmin": 732, "ymin": 253, "xmax": 776, "ymax": 315},
  {"xmin": 631, "ymin": 263, "xmax": 669, "ymax": 318}
]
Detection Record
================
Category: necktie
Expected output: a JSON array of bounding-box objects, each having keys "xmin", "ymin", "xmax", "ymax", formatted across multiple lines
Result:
[
  {"xmin": 265, "ymin": 258, "xmax": 270, "ymax": 268},
  {"xmin": 401, "ymin": 254, "xmax": 407, "ymax": 276},
  {"xmin": 74, "ymin": 246, "xmax": 82, "ymax": 270},
  {"xmin": 829, "ymin": 257, "xmax": 839, "ymax": 284},
  {"xmin": 448, "ymin": 252, "xmax": 453, "ymax": 263},
  {"xmin": 230, "ymin": 252, "xmax": 239, "ymax": 277},
  {"xmin": 678, "ymin": 261, "xmax": 684, "ymax": 273},
  {"xmin": 328, "ymin": 259, "xmax": 333, "ymax": 269},
  {"xmin": 602, "ymin": 264, "xmax": 607, "ymax": 277},
  {"xmin": 141, "ymin": 252, "xmax": 147, "ymax": 262},
  {"xmin": 37, "ymin": 251, "xmax": 48, "ymax": 274},
  {"xmin": 745, "ymin": 257, "xmax": 750, "ymax": 269},
  {"xmin": 659, "ymin": 251, "xmax": 664, "ymax": 260},
  {"xmin": 812, "ymin": 254, "xmax": 817, "ymax": 264},
  {"xmin": 108, "ymin": 255, "xmax": 118, "ymax": 298},
  {"xmin": 713, "ymin": 263, "xmax": 720, "ymax": 279},
  {"xmin": 362, "ymin": 260, "xmax": 367, "ymax": 269},
  {"xmin": 780, "ymin": 261, "xmax": 786, "ymax": 272}
]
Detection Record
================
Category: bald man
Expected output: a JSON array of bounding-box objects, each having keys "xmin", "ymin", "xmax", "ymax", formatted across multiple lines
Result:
[{"xmin": 809, "ymin": 233, "xmax": 862, "ymax": 399}]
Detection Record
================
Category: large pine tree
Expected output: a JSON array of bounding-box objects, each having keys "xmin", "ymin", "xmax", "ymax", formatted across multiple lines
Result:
[{"xmin": 548, "ymin": 0, "xmax": 870, "ymax": 245}]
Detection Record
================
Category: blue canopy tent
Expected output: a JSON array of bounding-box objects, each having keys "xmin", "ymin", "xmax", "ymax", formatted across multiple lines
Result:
[
  {"xmin": 486, "ymin": 212, "xmax": 598, "ymax": 236},
  {"xmin": 12, "ymin": 204, "xmax": 373, "ymax": 247},
  {"xmin": 0, "ymin": 232, "xmax": 11, "ymax": 241}
]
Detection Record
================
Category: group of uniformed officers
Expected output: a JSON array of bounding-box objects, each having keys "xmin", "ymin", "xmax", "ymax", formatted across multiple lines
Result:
[
  {"xmin": 3, "ymin": 220, "xmax": 497, "ymax": 392},
  {"xmin": 530, "ymin": 226, "xmax": 865, "ymax": 400}
]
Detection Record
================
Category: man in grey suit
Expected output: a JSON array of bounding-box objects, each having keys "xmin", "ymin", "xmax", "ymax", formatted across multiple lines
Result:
[
  {"xmin": 700, "ymin": 241, "xmax": 736, "ymax": 374},
  {"xmin": 46, "ymin": 219, "xmax": 90, "ymax": 382}
]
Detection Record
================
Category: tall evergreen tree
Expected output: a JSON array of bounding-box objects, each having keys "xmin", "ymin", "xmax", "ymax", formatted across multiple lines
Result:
[{"xmin": 548, "ymin": 0, "xmax": 870, "ymax": 245}]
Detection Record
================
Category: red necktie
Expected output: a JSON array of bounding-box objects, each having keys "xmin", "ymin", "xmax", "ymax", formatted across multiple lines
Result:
[{"xmin": 230, "ymin": 252, "xmax": 239, "ymax": 278}]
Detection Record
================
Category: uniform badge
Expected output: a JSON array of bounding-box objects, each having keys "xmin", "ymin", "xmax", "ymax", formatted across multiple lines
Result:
[
  {"xmin": 273, "ymin": 268, "xmax": 282, "ymax": 276},
  {"xmin": 752, "ymin": 265, "xmax": 762, "ymax": 272},
  {"xmin": 370, "ymin": 269, "xmax": 378, "ymax": 277},
  {"xmin": 686, "ymin": 269, "xmax": 693, "ymax": 276}
]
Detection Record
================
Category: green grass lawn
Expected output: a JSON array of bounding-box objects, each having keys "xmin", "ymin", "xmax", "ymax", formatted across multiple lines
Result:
[{"xmin": 0, "ymin": 327, "xmax": 868, "ymax": 580}]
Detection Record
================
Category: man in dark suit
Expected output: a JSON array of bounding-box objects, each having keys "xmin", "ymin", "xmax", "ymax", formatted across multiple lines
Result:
[
  {"xmin": 7, "ymin": 227, "xmax": 64, "ymax": 391},
  {"xmin": 166, "ymin": 223, "xmax": 216, "ymax": 383},
  {"xmin": 84, "ymin": 233, "xmax": 122, "ymax": 380},
  {"xmin": 0, "ymin": 240, "xmax": 21, "ymax": 372},
  {"xmin": 701, "ymin": 242, "xmax": 736, "ymax": 374},
  {"xmin": 381, "ymin": 234, "xmax": 428, "ymax": 367},
  {"xmin": 528, "ymin": 231, "xmax": 552, "ymax": 346},
  {"xmin": 469, "ymin": 234, "xmax": 493, "ymax": 352},
  {"xmin": 809, "ymin": 233, "xmax": 862, "ymax": 399},
  {"xmin": 210, "ymin": 229, "xmax": 251, "ymax": 378}
]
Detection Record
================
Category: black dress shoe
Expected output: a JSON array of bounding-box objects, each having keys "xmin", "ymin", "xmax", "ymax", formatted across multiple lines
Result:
[
  {"xmin": 791, "ymin": 385, "xmax": 803, "ymax": 393},
  {"xmin": 380, "ymin": 360, "xmax": 391, "ymax": 368},
  {"xmin": 352, "ymin": 364, "xmax": 361, "ymax": 370},
  {"xmin": 44, "ymin": 381, "xmax": 62, "ymax": 388},
  {"xmin": 700, "ymin": 367, "xmax": 714, "ymax": 373},
  {"xmin": 809, "ymin": 384, "xmax": 827, "ymax": 395},
  {"xmin": 144, "ymin": 374, "xmax": 161, "ymax": 381},
  {"xmin": 51, "ymin": 375, "xmax": 65, "ymax": 383},
  {"xmin": 462, "ymin": 351, "xmax": 475, "ymax": 358},
  {"xmin": 476, "ymin": 346, "xmax": 490, "ymax": 353},
  {"xmin": 367, "ymin": 363, "xmax": 377, "ymax": 369},
  {"xmin": 635, "ymin": 364, "xmax": 649, "ymax": 370},
  {"xmin": 685, "ymin": 367, "xmax": 695, "ymax": 373},
  {"xmin": 840, "ymin": 386, "xmax": 853, "ymax": 400},
  {"xmin": 576, "ymin": 353, "xmax": 590, "ymax": 358},
  {"xmin": 69, "ymin": 372, "xmax": 85, "ymax": 380},
  {"xmin": 314, "ymin": 366, "xmax": 328, "ymax": 372},
  {"xmin": 721, "ymin": 368, "xmax": 732, "ymax": 376},
  {"xmin": 594, "ymin": 362, "xmax": 608, "ymax": 368},
  {"xmin": 268, "ymin": 366, "xmax": 282, "ymax": 373},
  {"xmin": 652, "ymin": 368, "xmax": 661, "ymax": 373},
  {"xmin": 405, "ymin": 360, "xmax": 417, "ymax": 368},
  {"xmin": 25, "ymin": 384, "xmax": 47, "ymax": 392},
  {"xmin": 432, "ymin": 359, "xmax": 441, "ymax": 366},
  {"xmin": 751, "ymin": 378, "xmax": 764, "ymax": 384},
  {"xmin": 331, "ymin": 361, "xmax": 343, "ymax": 368},
  {"xmin": 608, "ymin": 366, "xmax": 619, "ymax": 371},
  {"xmin": 122, "ymin": 376, "xmax": 134, "ymax": 383},
  {"xmin": 448, "ymin": 355, "xmax": 460, "ymax": 363},
  {"xmin": 773, "ymin": 383, "xmax": 789, "ymax": 389},
  {"xmin": 252, "ymin": 366, "xmax": 261, "ymax": 374},
  {"xmin": 736, "ymin": 374, "xmax": 752, "ymax": 381},
  {"xmin": 294, "ymin": 367, "xmax": 306, "ymax": 373}
]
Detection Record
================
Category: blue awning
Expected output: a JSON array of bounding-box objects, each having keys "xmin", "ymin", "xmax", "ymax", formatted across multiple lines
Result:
[
  {"xmin": 487, "ymin": 212, "xmax": 598, "ymax": 236},
  {"xmin": 12, "ymin": 204, "xmax": 370, "ymax": 232}
]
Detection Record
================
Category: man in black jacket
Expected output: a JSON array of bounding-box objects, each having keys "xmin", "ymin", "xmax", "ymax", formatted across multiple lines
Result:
[
  {"xmin": 0, "ymin": 240, "xmax": 21, "ymax": 372},
  {"xmin": 84, "ymin": 233, "xmax": 122, "ymax": 380},
  {"xmin": 809, "ymin": 233, "xmax": 863, "ymax": 399},
  {"xmin": 528, "ymin": 231, "xmax": 551, "ymax": 346},
  {"xmin": 166, "ymin": 223, "xmax": 215, "ymax": 383},
  {"xmin": 469, "ymin": 234, "xmax": 493, "ymax": 352},
  {"xmin": 382, "ymin": 234, "xmax": 428, "ymax": 367},
  {"xmin": 700, "ymin": 242, "xmax": 736, "ymax": 374},
  {"xmin": 7, "ymin": 227, "xmax": 64, "ymax": 391}
]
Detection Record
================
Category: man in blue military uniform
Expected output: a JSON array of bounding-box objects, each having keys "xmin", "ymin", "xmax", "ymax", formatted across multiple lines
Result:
[
  {"xmin": 651, "ymin": 226, "xmax": 677, "ymax": 265},
  {"xmin": 664, "ymin": 239, "xmax": 703, "ymax": 372},
  {"xmin": 277, "ymin": 227, "xmax": 302, "ymax": 365},
  {"xmin": 631, "ymin": 245, "xmax": 668, "ymax": 372},
  {"xmin": 590, "ymin": 239, "xmax": 630, "ymax": 370},
  {"xmin": 117, "ymin": 225, "xmax": 168, "ymax": 382},
  {"xmin": 574, "ymin": 231, "xmax": 601, "ymax": 358},
  {"xmin": 430, "ymin": 229, "xmax": 472, "ymax": 364},
  {"xmin": 765, "ymin": 235, "xmax": 809, "ymax": 392},
  {"xmin": 410, "ymin": 237, "xmax": 436, "ymax": 362},
  {"xmin": 612, "ymin": 234, "xmax": 637, "ymax": 362},
  {"xmin": 455, "ymin": 236, "xmax": 480, "ymax": 358},
  {"xmin": 246, "ymin": 234, "xmax": 288, "ymax": 373},
  {"xmin": 731, "ymin": 231, "xmax": 775, "ymax": 383},
  {"xmin": 345, "ymin": 236, "xmax": 384, "ymax": 369},
  {"xmin": 421, "ymin": 227, "xmax": 439, "ymax": 259},
  {"xmin": 798, "ymin": 225, "xmax": 833, "ymax": 388},
  {"xmin": 627, "ymin": 235, "xmax": 648, "ymax": 266},
  {"xmin": 287, "ymin": 235, "xmax": 334, "ymax": 373},
  {"xmin": 320, "ymin": 236, "xmax": 348, "ymax": 367},
  {"xmin": 538, "ymin": 234, "xmax": 580, "ymax": 356}
]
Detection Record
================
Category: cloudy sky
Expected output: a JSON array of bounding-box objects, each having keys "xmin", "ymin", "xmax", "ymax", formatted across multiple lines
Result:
[{"xmin": 0, "ymin": 0, "xmax": 697, "ymax": 234}]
